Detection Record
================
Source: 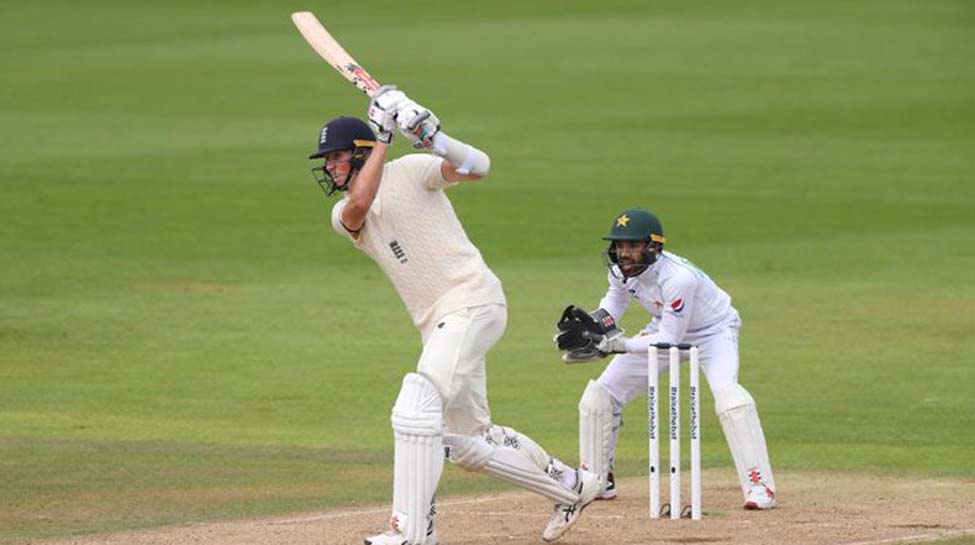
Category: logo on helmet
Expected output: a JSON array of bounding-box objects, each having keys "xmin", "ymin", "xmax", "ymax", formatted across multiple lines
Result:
[
  {"xmin": 616, "ymin": 214, "xmax": 630, "ymax": 227},
  {"xmin": 319, "ymin": 126, "xmax": 328, "ymax": 145}
]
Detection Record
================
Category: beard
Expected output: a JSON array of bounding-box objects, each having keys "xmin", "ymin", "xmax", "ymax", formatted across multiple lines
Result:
[{"xmin": 618, "ymin": 257, "xmax": 650, "ymax": 278}]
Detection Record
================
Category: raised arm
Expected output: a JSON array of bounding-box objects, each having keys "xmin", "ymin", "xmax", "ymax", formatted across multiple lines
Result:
[
  {"xmin": 339, "ymin": 85, "xmax": 404, "ymax": 234},
  {"xmin": 340, "ymin": 141, "xmax": 388, "ymax": 235},
  {"xmin": 434, "ymin": 132, "xmax": 491, "ymax": 183},
  {"xmin": 394, "ymin": 96, "xmax": 490, "ymax": 183}
]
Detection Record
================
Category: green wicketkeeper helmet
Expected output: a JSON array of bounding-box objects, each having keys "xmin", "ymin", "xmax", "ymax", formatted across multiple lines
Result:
[
  {"xmin": 603, "ymin": 208, "xmax": 666, "ymax": 278},
  {"xmin": 603, "ymin": 208, "xmax": 666, "ymax": 243}
]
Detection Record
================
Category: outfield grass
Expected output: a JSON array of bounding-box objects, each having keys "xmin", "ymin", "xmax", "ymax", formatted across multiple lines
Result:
[
  {"xmin": 932, "ymin": 538, "xmax": 975, "ymax": 545},
  {"xmin": 2, "ymin": 0, "xmax": 974, "ymax": 541}
]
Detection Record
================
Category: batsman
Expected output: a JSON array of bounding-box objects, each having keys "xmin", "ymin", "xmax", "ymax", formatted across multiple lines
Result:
[
  {"xmin": 306, "ymin": 86, "xmax": 601, "ymax": 545},
  {"xmin": 555, "ymin": 208, "xmax": 777, "ymax": 510}
]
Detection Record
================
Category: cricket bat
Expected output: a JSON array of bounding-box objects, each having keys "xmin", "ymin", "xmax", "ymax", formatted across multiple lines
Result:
[{"xmin": 290, "ymin": 11, "xmax": 382, "ymax": 97}]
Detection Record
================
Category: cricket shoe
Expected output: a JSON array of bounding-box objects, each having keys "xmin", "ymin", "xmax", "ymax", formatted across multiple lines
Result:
[
  {"xmin": 541, "ymin": 468, "xmax": 602, "ymax": 542},
  {"xmin": 597, "ymin": 471, "xmax": 617, "ymax": 500},
  {"xmin": 365, "ymin": 521, "xmax": 438, "ymax": 545},
  {"xmin": 743, "ymin": 483, "xmax": 776, "ymax": 510}
]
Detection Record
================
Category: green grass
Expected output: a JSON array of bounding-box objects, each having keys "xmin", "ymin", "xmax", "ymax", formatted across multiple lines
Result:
[
  {"xmin": 2, "ymin": 0, "xmax": 974, "ymax": 541},
  {"xmin": 927, "ymin": 538, "xmax": 975, "ymax": 545}
]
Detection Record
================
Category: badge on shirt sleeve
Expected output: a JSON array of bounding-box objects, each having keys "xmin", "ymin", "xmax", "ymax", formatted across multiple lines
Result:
[{"xmin": 670, "ymin": 298, "xmax": 685, "ymax": 313}]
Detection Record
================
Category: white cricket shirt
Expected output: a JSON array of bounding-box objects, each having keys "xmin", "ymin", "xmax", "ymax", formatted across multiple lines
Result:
[
  {"xmin": 331, "ymin": 154, "xmax": 505, "ymax": 334},
  {"xmin": 597, "ymin": 250, "xmax": 738, "ymax": 352}
]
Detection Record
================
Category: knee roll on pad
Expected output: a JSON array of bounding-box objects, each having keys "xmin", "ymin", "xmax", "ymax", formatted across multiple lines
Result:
[
  {"xmin": 443, "ymin": 433, "xmax": 492, "ymax": 470},
  {"xmin": 392, "ymin": 372, "xmax": 443, "ymax": 436},
  {"xmin": 484, "ymin": 425, "xmax": 550, "ymax": 470},
  {"xmin": 579, "ymin": 380, "xmax": 616, "ymax": 413},
  {"xmin": 444, "ymin": 432, "xmax": 579, "ymax": 504},
  {"xmin": 391, "ymin": 373, "xmax": 444, "ymax": 544},
  {"xmin": 714, "ymin": 383, "xmax": 756, "ymax": 414},
  {"xmin": 446, "ymin": 426, "xmax": 550, "ymax": 473}
]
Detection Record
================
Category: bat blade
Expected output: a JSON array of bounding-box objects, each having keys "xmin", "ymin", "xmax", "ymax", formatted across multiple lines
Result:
[{"xmin": 291, "ymin": 11, "xmax": 382, "ymax": 96}]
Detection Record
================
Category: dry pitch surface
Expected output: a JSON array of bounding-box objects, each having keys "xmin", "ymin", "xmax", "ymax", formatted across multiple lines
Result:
[{"xmin": 39, "ymin": 470, "xmax": 975, "ymax": 545}]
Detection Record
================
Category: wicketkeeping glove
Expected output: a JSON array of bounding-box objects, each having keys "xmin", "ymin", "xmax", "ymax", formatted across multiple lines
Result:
[
  {"xmin": 553, "ymin": 306, "xmax": 624, "ymax": 361},
  {"xmin": 562, "ymin": 346, "xmax": 603, "ymax": 364}
]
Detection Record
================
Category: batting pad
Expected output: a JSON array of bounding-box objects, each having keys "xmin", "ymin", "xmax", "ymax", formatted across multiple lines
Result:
[
  {"xmin": 391, "ymin": 373, "xmax": 444, "ymax": 545},
  {"xmin": 714, "ymin": 384, "xmax": 776, "ymax": 497},
  {"xmin": 445, "ymin": 432, "xmax": 579, "ymax": 504},
  {"xmin": 579, "ymin": 380, "xmax": 619, "ymax": 485},
  {"xmin": 484, "ymin": 425, "xmax": 551, "ymax": 469}
]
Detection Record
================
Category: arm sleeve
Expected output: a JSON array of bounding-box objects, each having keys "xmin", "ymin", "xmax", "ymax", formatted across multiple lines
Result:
[
  {"xmin": 623, "ymin": 269, "xmax": 698, "ymax": 353},
  {"xmin": 330, "ymin": 199, "xmax": 358, "ymax": 242},
  {"xmin": 597, "ymin": 270, "xmax": 630, "ymax": 323}
]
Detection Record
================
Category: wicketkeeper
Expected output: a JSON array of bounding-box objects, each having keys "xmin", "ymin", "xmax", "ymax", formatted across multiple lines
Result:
[
  {"xmin": 554, "ymin": 208, "xmax": 777, "ymax": 510},
  {"xmin": 307, "ymin": 86, "xmax": 600, "ymax": 545}
]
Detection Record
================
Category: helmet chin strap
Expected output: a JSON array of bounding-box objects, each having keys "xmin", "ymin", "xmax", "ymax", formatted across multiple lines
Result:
[{"xmin": 338, "ymin": 145, "xmax": 370, "ymax": 193}]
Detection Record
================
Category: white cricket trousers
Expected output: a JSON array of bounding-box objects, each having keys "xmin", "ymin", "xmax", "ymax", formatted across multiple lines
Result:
[
  {"xmin": 596, "ymin": 320, "xmax": 741, "ymax": 406},
  {"xmin": 417, "ymin": 303, "xmax": 506, "ymax": 436}
]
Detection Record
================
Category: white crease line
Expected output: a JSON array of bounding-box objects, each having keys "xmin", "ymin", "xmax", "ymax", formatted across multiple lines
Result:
[
  {"xmin": 846, "ymin": 528, "xmax": 975, "ymax": 545},
  {"xmin": 449, "ymin": 511, "xmax": 625, "ymax": 520}
]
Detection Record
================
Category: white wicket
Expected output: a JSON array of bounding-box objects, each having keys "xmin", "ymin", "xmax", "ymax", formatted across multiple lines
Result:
[
  {"xmin": 669, "ymin": 346, "xmax": 680, "ymax": 519},
  {"xmin": 648, "ymin": 347, "xmax": 659, "ymax": 518},
  {"xmin": 648, "ymin": 343, "xmax": 702, "ymax": 521},
  {"xmin": 690, "ymin": 345, "xmax": 701, "ymax": 520}
]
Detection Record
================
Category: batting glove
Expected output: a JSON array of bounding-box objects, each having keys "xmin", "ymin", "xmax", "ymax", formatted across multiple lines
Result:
[
  {"xmin": 368, "ymin": 85, "xmax": 405, "ymax": 144},
  {"xmin": 396, "ymin": 99, "xmax": 441, "ymax": 149}
]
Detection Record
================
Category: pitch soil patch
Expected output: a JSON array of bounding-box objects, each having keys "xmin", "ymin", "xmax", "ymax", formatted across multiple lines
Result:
[{"xmin": 39, "ymin": 470, "xmax": 975, "ymax": 545}]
